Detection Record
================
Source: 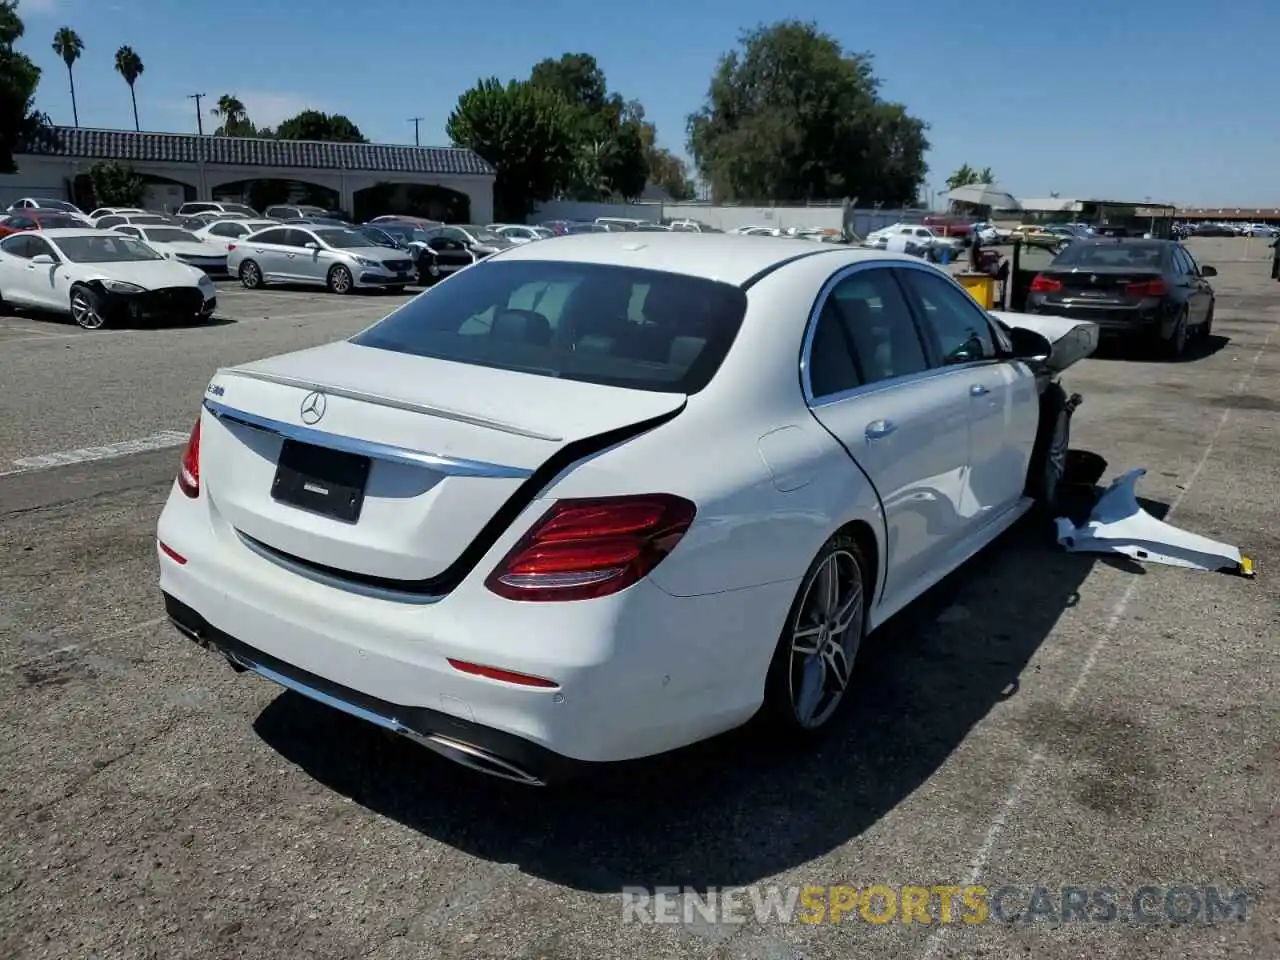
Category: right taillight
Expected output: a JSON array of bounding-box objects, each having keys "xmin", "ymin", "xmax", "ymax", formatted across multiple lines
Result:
[
  {"xmin": 1124, "ymin": 278, "xmax": 1167, "ymax": 297},
  {"xmin": 226, "ymin": 243, "xmax": 236, "ymax": 251},
  {"xmin": 485, "ymin": 494, "xmax": 696, "ymax": 602},
  {"xmin": 177, "ymin": 418, "xmax": 200, "ymax": 498},
  {"xmin": 1029, "ymin": 273, "xmax": 1062, "ymax": 293}
]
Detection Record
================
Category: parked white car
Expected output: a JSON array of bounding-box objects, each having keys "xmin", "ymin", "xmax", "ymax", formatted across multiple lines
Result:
[
  {"xmin": 191, "ymin": 219, "xmax": 280, "ymax": 253},
  {"xmin": 729, "ymin": 225, "xmax": 781, "ymax": 236},
  {"xmin": 94, "ymin": 212, "xmax": 176, "ymax": 230},
  {"xmin": 871, "ymin": 225, "xmax": 966, "ymax": 256},
  {"xmin": 490, "ymin": 224, "xmax": 554, "ymax": 244},
  {"xmin": 228, "ymin": 223, "xmax": 416, "ymax": 292},
  {"xmin": 157, "ymin": 232, "xmax": 1093, "ymax": 786},
  {"xmin": 176, "ymin": 200, "xmax": 260, "ymax": 220},
  {"xmin": 88, "ymin": 206, "xmax": 147, "ymax": 223},
  {"xmin": 111, "ymin": 224, "xmax": 229, "ymax": 272},
  {"xmin": 7, "ymin": 197, "xmax": 85, "ymax": 215},
  {"xmin": 1242, "ymin": 223, "xmax": 1277, "ymax": 238},
  {"xmin": 0, "ymin": 228, "xmax": 216, "ymax": 328}
]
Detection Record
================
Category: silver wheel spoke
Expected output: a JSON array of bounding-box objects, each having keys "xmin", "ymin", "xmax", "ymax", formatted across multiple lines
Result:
[
  {"xmin": 792, "ymin": 623, "xmax": 823, "ymax": 656},
  {"xmin": 819, "ymin": 557, "xmax": 839, "ymax": 617},
  {"xmin": 795, "ymin": 657, "xmax": 825, "ymax": 724},
  {"xmin": 822, "ymin": 643, "xmax": 851, "ymax": 692},
  {"xmin": 830, "ymin": 583, "xmax": 862, "ymax": 634}
]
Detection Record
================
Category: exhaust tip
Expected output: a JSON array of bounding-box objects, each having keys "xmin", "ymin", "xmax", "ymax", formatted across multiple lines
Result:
[{"xmin": 398, "ymin": 728, "xmax": 545, "ymax": 786}]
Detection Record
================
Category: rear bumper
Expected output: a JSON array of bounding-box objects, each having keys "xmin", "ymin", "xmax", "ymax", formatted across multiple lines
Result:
[
  {"xmin": 1027, "ymin": 297, "xmax": 1174, "ymax": 336},
  {"xmin": 155, "ymin": 484, "xmax": 788, "ymax": 775}
]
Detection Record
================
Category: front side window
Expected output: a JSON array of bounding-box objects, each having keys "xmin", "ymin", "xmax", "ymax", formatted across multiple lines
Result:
[
  {"xmin": 351, "ymin": 260, "xmax": 748, "ymax": 394},
  {"xmin": 896, "ymin": 268, "xmax": 996, "ymax": 364}
]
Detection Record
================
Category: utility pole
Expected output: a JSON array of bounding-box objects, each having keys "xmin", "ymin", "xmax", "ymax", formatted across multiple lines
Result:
[
  {"xmin": 408, "ymin": 117, "xmax": 423, "ymax": 146},
  {"xmin": 188, "ymin": 93, "xmax": 206, "ymax": 135}
]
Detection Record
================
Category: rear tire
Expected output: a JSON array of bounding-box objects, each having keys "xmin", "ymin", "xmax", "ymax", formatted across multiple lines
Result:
[
  {"xmin": 762, "ymin": 533, "xmax": 869, "ymax": 741},
  {"xmin": 1201, "ymin": 303, "xmax": 1214, "ymax": 340},
  {"xmin": 238, "ymin": 260, "xmax": 262, "ymax": 289},
  {"xmin": 1161, "ymin": 308, "xmax": 1189, "ymax": 359}
]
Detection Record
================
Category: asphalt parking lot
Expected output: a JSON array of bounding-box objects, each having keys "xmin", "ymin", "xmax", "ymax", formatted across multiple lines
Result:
[{"xmin": 1, "ymin": 256, "xmax": 1277, "ymax": 959}]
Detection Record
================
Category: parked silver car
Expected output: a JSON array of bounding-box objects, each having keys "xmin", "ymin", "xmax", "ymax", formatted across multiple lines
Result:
[{"xmin": 227, "ymin": 224, "xmax": 416, "ymax": 293}]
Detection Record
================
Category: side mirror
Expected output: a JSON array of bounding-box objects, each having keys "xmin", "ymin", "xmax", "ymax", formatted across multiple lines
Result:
[
  {"xmin": 1200, "ymin": 265, "xmax": 1217, "ymax": 277},
  {"xmin": 304, "ymin": 241, "xmax": 319, "ymax": 250},
  {"xmin": 30, "ymin": 254, "xmax": 55, "ymax": 265},
  {"xmin": 1007, "ymin": 326, "xmax": 1053, "ymax": 362}
]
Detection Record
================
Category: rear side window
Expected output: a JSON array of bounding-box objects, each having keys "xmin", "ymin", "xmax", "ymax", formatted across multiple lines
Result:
[{"xmin": 352, "ymin": 260, "xmax": 748, "ymax": 394}]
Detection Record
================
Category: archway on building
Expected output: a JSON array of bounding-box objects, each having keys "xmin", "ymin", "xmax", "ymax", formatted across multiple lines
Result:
[
  {"xmin": 212, "ymin": 179, "xmax": 340, "ymax": 216},
  {"xmin": 353, "ymin": 183, "xmax": 471, "ymax": 223}
]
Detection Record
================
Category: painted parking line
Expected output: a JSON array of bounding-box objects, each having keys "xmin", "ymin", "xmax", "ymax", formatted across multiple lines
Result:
[{"xmin": 0, "ymin": 431, "xmax": 190, "ymax": 478}]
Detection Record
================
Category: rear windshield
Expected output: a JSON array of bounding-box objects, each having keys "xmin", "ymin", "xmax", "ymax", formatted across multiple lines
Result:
[
  {"xmin": 1053, "ymin": 242, "xmax": 1165, "ymax": 268},
  {"xmin": 351, "ymin": 260, "xmax": 748, "ymax": 394}
]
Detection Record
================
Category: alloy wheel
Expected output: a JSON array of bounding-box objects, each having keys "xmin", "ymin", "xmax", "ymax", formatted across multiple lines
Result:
[
  {"xmin": 239, "ymin": 261, "xmax": 260, "ymax": 289},
  {"xmin": 70, "ymin": 289, "xmax": 104, "ymax": 329},
  {"xmin": 787, "ymin": 549, "xmax": 864, "ymax": 729},
  {"xmin": 330, "ymin": 266, "xmax": 352, "ymax": 293}
]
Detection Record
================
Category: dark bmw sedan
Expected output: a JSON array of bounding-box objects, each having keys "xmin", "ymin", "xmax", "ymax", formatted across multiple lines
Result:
[{"xmin": 1027, "ymin": 239, "xmax": 1216, "ymax": 357}]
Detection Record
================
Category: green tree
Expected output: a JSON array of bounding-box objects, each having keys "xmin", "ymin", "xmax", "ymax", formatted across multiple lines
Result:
[
  {"xmin": 447, "ymin": 77, "xmax": 576, "ymax": 221},
  {"xmin": 945, "ymin": 164, "xmax": 978, "ymax": 189},
  {"xmin": 978, "ymin": 166, "xmax": 995, "ymax": 184},
  {"xmin": 114, "ymin": 45, "xmax": 143, "ymax": 131},
  {"xmin": 0, "ymin": 1, "xmax": 45, "ymax": 174},
  {"xmin": 687, "ymin": 20, "xmax": 928, "ymax": 205},
  {"xmin": 88, "ymin": 160, "xmax": 144, "ymax": 207},
  {"xmin": 529, "ymin": 53, "xmax": 647, "ymax": 200},
  {"xmin": 274, "ymin": 109, "xmax": 365, "ymax": 142},
  {"xmin": 210, "ymin": 94, "xmax": 259, "ymax": 137},
  {"xmin": 621, "ymin": 99, "xmax": 694, "ymax": 200},
  {"xmin": 51, "ymin": 26, "xmax": 82, "ymax": 127}
]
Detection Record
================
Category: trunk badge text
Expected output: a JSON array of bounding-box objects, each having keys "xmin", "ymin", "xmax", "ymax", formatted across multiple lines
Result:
[{"xmin": 300, "ymin": 391, "xmax": 327, "ymax": 425}]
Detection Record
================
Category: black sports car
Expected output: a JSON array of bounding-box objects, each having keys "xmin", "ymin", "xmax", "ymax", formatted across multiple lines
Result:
[{"xmin": 1026, "ymin": 239, "xmax": 1216, "ymax": 358}]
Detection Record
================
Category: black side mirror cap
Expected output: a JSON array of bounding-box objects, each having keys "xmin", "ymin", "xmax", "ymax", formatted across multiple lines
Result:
[
  {"xmin": 1007, "ymin": 326, "xmax": 1053, "ymax": 362},
  {"xmin": 1200, "ymin": 265, "xmax": 1217, "ymax": 277}
]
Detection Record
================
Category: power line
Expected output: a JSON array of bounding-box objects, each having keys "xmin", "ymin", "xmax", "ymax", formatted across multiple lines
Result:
[
  {"xmin": 408, "ymin": 117, "xmax": 424, "ymax": 146},
  {"xmin": 187, "ymin": 93, "xmax": 206, "ymax": 135}
]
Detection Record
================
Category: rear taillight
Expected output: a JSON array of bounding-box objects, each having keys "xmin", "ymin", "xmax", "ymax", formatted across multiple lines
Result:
[
  {"xmin": 177, "ymin": 419, "xmax": 200, "ymax": 498},
  {"xmin": 485, "ymin": 494, "xmax": 696, "ymax": 602},
  {"xmin": 226, "ymin": 243, "xmax": 236, "ymax": 251},
  {"xmin": 1029, "ymin": 273, "xmax": 1062, "ymax": 293},
  {"xmin": 1125, "ymin": 278, "xmax": 1167, "ymax": 297}
]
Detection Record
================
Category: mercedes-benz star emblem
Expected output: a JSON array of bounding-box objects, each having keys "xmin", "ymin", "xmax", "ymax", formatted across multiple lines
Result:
[{"xmin": 300, "ymin": 391, "xmax": 327, "ymax": 425}]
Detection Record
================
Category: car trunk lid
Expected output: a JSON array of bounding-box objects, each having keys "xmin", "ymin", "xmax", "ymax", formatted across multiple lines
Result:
[
  {"xmin": 200, "ymin": 340, "xmax": 685, "ymax": 584},
  {"xmin": 1035, "ymin": 266, "xmax": 1165, "ymax": 303}
]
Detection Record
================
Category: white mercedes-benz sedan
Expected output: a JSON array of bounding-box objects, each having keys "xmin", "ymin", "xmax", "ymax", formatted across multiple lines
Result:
[{"xmin": 157, "ymin": 233, "xmax": 1093, "ymax": 785}]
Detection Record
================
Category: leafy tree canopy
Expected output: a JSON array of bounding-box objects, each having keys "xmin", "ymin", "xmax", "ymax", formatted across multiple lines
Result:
[
  {"xmin": 0, "ymin": 0, "xmax": 47, "ymax": 174},
  {"xmin": 687, "ymin": 20, "xmax": 929, "ymax": 206},
  {"xmin": 88, "ymin": 159, "xmax": 144, "ymax": 207},
  {"xmin": 274, "ymin": 109, "xmax": 366, "ymax": 142},
  {"xmin": 447, "ymin": 77, "xmax": 576, "ymax": 221},
  {"xmin": 528, "ymin": 53, "xmax": 647, "ymax": 201},
  {"xmin": 946, "ymin": 164, "xmax": 996, "ymax": 189}
]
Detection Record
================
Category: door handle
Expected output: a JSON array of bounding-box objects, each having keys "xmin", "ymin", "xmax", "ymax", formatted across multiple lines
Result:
[
  {"xmin": 969, "ymin": 383, "xmax": 990, "ymax": 397},
  {"xmin": 865, "ymin": 420, "xmax": 897, "ymax": 440}
]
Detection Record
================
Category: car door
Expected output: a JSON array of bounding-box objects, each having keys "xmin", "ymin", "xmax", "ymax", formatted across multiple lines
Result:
[
  {"xmin": 802, "ymin": 263, "xmax": 972, "ymax": 598},
  {"xmin": 289, "ymin": 228, "xmax": 330, "ymax": 284},
  {"xmin": 0, "ymin": 233, "xmax": 40, "ymax": 305},
  {"xmin": 895, "ymin": 265, "xmax": 1039, "ymax": 524},
  {"xmin": 20, "ymin": 234, "xmax": 65, "ymax": 310},
  {"xmin": 242, "ymin": 227, "xmax": 292, "ymax": 281},
  {"xmin": 1173, "ymin": 245, "xmax": 1209, "ymax": 323}
]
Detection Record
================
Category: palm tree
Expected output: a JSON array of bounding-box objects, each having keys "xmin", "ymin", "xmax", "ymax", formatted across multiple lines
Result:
[
  {"xmin": 51, "ymin": 27, "xmax": 84, "ymax": 127},
  {"xmin": 114, "ymin": 45, "xmax": 144, "ymax": 131},
  {"xmin": 978, "ymin": 167, "xmax": 995, "ymax": 184},
  {"xmin": 945, "ymin": 163, "xmax": 978, "ymax": 191},
  {"xmin": 210, "ymin": 94, "xmax": 247, "ymax": 136}
]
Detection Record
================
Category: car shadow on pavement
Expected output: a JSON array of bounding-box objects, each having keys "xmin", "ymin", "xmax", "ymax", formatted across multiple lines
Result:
[
  {"xmin": 253, "ymin": 462, "xmax": 1149, "ymax": 893},
  {"xmin": 1088, "ymin": 333, "xmax": 1229, "ymax": 363}
]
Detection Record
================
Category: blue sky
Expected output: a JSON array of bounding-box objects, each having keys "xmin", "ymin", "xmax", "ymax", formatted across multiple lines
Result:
[{"xmin": 15, "ymin": 0, "xmax": 1273, "ymax": 205}]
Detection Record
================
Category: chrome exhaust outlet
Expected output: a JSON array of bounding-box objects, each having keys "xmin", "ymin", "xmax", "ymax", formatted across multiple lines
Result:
[{"xmin": 398, "ymin": 728, "xmax": 545, "ymax": 786}]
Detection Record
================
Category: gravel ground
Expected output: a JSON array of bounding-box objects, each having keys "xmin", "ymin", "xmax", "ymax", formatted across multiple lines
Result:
[{"xmin": 0, "ymin": 264, "xmax": 1276, "ymax": 959}]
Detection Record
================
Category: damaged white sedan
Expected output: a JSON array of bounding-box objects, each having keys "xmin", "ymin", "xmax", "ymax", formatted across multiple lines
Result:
[{"xmin": 157, "ymin": 235, "xmax": 1096, "ymax": 785}]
